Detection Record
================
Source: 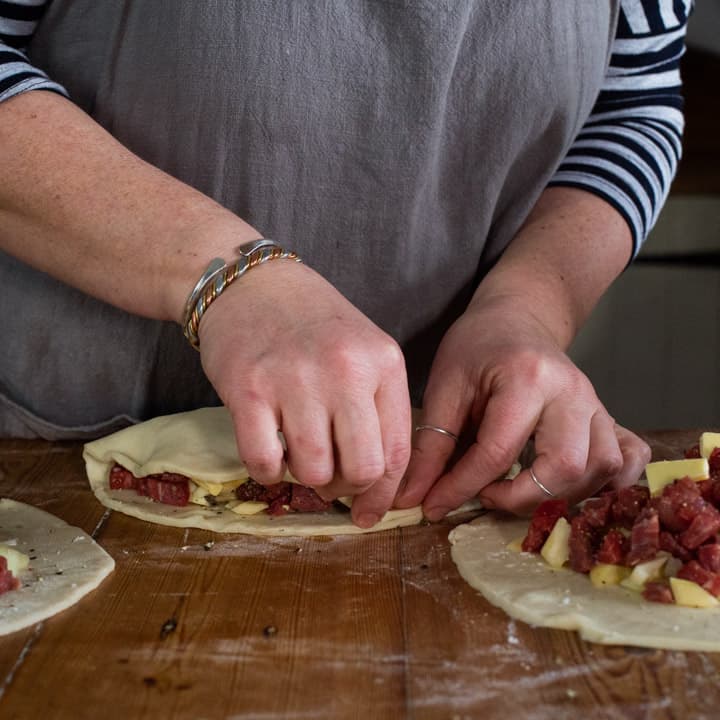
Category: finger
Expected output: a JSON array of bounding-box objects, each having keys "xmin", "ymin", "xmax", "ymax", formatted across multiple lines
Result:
[
  {"xmin": 230, "ymin": 402, "xmax": 286, "ymax": 486},
  {"xmin": 578, "ymin": 411, "xmax": 624, "ymax": 500},
  {"xmin": 281, "ymin": 403, "xmax": 335, "ymax": 490},
  {"xmin": 423, "ymin": 390, "xmax": 541, "ymax": 520},
  {"xmin": 480, "ymin": 408, "xmax": 613, "ymax": 514},
  {"xmin": 394, "ymin": 424, "xmax": 461, "ymax": 508},
  {"xmin": 520, "ymin": 396, "xmax": 592, "ymax": 500},
  {"xmin": 331, "ymin": 401, "xmax": 386, "ymax": 500},
  {"xmin": 394, "ymin": 416, "xmax": 466, "ymax": 509},
  {"xmin": 608, "ymin": 425, "xmax": 652, "ymax": 489},
  {"xmin": 478, "ymin": 469, "xmax": 542, "ymax": 515},
  {"xmin": 394, "ymin": 373, "xmax": 468, "ymax": 509},
  {"xmin": 351, "ymin": 380, "xmax": 412, "ymax": 527}
]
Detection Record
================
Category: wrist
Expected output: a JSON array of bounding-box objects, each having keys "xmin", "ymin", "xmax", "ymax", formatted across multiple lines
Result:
[
  {"xmin": 160, "ymin": 219, "xmax": 263, "ymax": 325},
  {"xmin": 469, "ymin": 284, "xmax": 575, "ymax": 352},
  {"xmin": 470, "ymin": 246, "xmax": 583, "ymax": 351},
  {"xmin": 182, "ymin": 238, "xmax": 302, "ymax": 349},
  {"xmin": 471, "ymin": 187, "xmax": 631, "ymax": 350}
]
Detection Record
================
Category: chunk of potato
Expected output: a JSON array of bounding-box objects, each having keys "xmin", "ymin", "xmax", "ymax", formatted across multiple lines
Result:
[
  {"xmin": 226, "ymin": 500, "xmax": 269, "ymax": 516},
  {"xmin": 700, "ymin": 432, "xmax": 720, "ymax": 460},
  {"xmin": 590, "ymin": 563, "xmax": 631, "ymax": 587},
  {"xmin": 0, "ymin": 544, "xmax": 30, "ymax": 576},
  {"xmin": 506, "ymin": 537, "xmax": 524, "ymax": 553},
  {"xmin": 645, "ymin": 458, "xmax": 709, "ymax": 496},
  {"xmin": 620, "ymin": 555, "xmax": 668, "ymax": 592},
  {"xmin": 670, "ymin": 577, "xmax": 720, "ymax": 608},
  {"xmin": 540, "ymin": 517, "xmax": 570, "ymax": 569}
]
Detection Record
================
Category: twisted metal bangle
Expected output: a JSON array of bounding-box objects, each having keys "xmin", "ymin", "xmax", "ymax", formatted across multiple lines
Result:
[{"xmin": 182, "ymin": 239, "xmax": 301, "ymax": 350}]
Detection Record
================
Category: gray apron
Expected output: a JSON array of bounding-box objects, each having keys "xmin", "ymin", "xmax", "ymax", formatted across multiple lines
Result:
[{"xmin": 1, "ymin": 1, "xmax": 618, "ymax": 439}]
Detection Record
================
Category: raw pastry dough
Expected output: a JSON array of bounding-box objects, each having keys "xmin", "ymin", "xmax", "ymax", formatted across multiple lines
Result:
[
  {"xmin": 84, "ymin": 407, "xmax": 480, "ymax": 536},
  {"xmin": 449, "ymin": 513, "xmax": 720, "ymax": 651},
  {"xmin": 0, "ymin": 499, "xmax": 115, "ymax": 636}
]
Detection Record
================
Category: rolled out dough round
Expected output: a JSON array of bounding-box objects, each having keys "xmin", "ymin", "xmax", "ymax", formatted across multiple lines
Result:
[{"xmin": 449, "ymin": 513, "xmax": 720, "ymax": 652}]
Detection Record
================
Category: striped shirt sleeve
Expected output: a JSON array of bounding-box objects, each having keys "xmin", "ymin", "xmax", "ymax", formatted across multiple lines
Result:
[
  {"xmin": 549, "ymin": 0, "xmax": 691, "ymax": 256},
  {"xmin": 0, "ymin": 0, "xmax": 67, "ymax": 103}
]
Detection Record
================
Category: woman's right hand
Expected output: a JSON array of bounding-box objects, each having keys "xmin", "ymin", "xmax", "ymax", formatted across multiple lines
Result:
[
  {"xmin": 0, "ymin": 90, "xmax": 413, "ymax": 522},
  {"xmin": 197, "ymin": 258, "xmax": 413, "ymax": 529}
]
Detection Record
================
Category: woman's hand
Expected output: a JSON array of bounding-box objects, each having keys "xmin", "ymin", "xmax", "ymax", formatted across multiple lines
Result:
[
  {"xmin": 394, "ymin": 296, "xmax": 650, "ymax": 517},
  {"xmin": 394, "ymin": 186, "xmax": 651, "ymax": 517},
  {"xmin": 0, "ymin": 93, "xmax": 413, "ymax": 527},
  {"xmin": 198, "ymin": 259, "xmax": 413, "ymax": 528}
]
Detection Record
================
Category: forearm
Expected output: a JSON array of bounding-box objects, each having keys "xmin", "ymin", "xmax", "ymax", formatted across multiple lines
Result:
[
  {"xmin": 471, "ymin": 186, "xmax": 632, "ymax": 350},
  {"xmin": 0, "ymin": 90, "xmax": 260, "ymax": 323}
]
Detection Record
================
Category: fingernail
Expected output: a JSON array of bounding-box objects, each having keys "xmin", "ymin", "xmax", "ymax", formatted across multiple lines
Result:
[
  {"xmin": 424, "ymin": 506, "xmax": 450, "ymax": 522},
  {"xmin": 356, "ymin": 513, "xmax": 381, "ymax": 529}
]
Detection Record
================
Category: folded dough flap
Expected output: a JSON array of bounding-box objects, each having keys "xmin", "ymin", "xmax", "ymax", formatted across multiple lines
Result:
[{"xmin": 83, "ymin": 407, "xmax": 267, "ymax": 483}]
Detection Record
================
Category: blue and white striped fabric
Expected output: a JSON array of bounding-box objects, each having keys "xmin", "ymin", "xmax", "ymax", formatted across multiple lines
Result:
[
  {"xmin": 0, "ymin": 0, "xmax": 66, "ymax": 100},
  {"xmin": 0, "ymin": 0, "xmax": 690, "ymax": 253},
  {"xmin": 550, "ymin": 0, "xmax": 691, "ymax": 254}
]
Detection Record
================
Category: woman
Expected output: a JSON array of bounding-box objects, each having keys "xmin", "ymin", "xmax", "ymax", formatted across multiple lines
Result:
[{"xmin": 0, "ymin": 1, "xmax": 688, "ymax": 526}]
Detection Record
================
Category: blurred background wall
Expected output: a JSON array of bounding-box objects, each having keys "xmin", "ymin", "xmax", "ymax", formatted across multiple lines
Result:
[{"xmin": 569, "ymin": 2, "xmax": 720, "ymax": 430}]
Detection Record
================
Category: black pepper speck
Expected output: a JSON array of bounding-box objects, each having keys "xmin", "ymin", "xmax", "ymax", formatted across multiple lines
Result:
[{"xmin": 160, "ymin": 618, "xmax": 178, "ymax": 639}]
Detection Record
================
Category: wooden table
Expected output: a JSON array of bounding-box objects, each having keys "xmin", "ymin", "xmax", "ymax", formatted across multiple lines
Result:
[{"xmin": 1, "ymin": 431, "xmax": 718, "ymax": 720}]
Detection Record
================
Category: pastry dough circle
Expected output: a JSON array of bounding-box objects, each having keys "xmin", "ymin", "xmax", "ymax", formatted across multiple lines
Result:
[
  {"xmin": 0, "ymin": 499, "xmax": 115, "ymax": 636},
  {"xmin": 449, "ymin": 514, "xmax": 720, "ymax": 651}
]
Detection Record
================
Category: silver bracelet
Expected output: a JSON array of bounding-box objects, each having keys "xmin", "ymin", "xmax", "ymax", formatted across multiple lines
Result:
[{"xmin": 182, "ymin": 238, "xmax": 302, "ymax": 350}]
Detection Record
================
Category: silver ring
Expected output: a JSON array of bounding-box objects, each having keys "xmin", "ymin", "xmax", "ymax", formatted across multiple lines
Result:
[
  {"xmin": 529, "ymin": 466, "xmax": 556, "ymax": 498},
  {"xmin": 414, "ymin": 424, "xmax": 459, "ymax": 443}
]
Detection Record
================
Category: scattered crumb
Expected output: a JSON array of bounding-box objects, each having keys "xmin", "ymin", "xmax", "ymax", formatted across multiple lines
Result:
[{"xmin": 506, "ymin": 620, "xmax": 519, "ymax": 645}]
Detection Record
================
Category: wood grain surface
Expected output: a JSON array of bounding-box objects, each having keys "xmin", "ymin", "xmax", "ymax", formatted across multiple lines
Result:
[{"xmin": 1, "ymin": 432, "xmax": 719, "ymax": 720}]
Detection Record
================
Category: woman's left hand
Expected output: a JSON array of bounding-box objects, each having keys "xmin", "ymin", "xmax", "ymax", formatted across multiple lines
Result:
[{"xmin": 394, "ymin": 294, "xmax": 651, "ymax": 518}]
